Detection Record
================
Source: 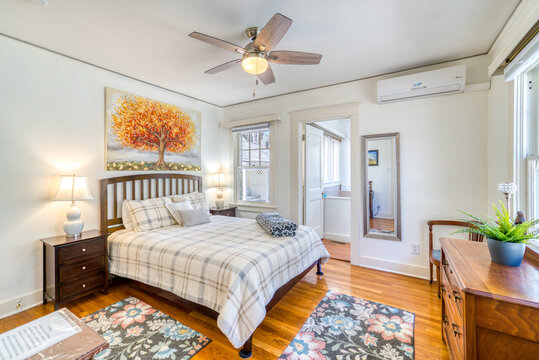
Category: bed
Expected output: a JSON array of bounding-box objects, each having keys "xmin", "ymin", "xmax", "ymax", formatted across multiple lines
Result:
[{"xmin": 100, "ymin": 174, "xmax": 330, "ymax": 358}]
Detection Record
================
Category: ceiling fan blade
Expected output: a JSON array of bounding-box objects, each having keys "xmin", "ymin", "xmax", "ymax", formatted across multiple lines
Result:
[
  {"xmin": 189, "ymin": 32, "xmax": 246, "ymax": 54},
  {"xmin": 257, "ymin": 65, "xmax": 275, "ymax": 85},
  {"xmin": 268, "ymin": 51, "xmax": 322, "ymax": 65},
  {"xmin": 254, "ymin": 13, "xmax": 292, "ymax": 52},
  {"xmin": 204, "ymin": 59, "xmax": 242, "ymax": 74}
]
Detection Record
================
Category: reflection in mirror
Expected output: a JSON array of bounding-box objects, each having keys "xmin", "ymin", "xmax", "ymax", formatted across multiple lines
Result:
[{"xmin": 362, "ymin": 133, "xmax": 401, "ymax": 241}]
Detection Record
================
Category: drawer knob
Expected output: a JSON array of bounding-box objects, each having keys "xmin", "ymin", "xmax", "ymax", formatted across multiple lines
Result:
[
  {"xmin": 82, "ymin": 284, "xmax": 86, "ymax": 288},
  {"xmin": 442, "ymin": 259, "xmax": 449, "ymax": 266},
  {"xmin": 442, "ymin": 315, "xmax": 449, "ymax": 325},
  {"xmin": 453, "ymin": 291, "xmax": 461, "ymax": 301},
  {"xmin": 440, "ymin": 284, "xmax": 446, "ymax": 293},
  {"xmin": 82, "ymin": 248, "xmax": 86, "ymax": 252},
  {"xmin": 82, "ymin": 266, "xmax": 86, "ymax": 270}
]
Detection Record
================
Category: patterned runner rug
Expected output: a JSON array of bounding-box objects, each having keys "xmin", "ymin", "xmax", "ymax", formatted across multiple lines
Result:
[
  {"xmin": 279, "ymin": 290, "xmax": 415, "ymax": 360},
  {"xmin": 82, "ymin": 297, "xmax": 211, "ymax": 360}
]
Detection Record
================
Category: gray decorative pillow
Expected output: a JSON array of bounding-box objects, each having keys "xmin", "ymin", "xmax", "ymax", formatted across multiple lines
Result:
[{"xmin": 177, "ymin": 208, "xmax": 210, "ymax": 227}]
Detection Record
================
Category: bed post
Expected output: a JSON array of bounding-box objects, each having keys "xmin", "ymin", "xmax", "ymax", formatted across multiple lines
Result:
[
  {"xmin": 316, "ymin": 259, "xmax": 324, "ymax": 275},
  {"xmin": 239, "ymin": 335, "xmax": 253, "ymax": 358}
]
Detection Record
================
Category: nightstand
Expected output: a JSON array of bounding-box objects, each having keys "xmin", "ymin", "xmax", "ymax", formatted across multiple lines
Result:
[
  {"xmin": 209, "ymin": 206, "xmax": 237, "ymax": 217},
  {"xmin": 41, "ymin": 230, "xmax": 108, "ymax": 310}
]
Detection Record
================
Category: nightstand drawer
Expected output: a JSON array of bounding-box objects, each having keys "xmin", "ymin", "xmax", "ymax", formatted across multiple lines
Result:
[
  {"xmin": 60, "ymin": 255, "xmax": 105, "ymax": 282},
  {"xmin": 60, "ymin": 271, "xmax": 105, "ymax": 299},
  {"xmin": 58, "ymin": 238, "xmax": 105, "ymax": 263},
  {"xmin": 210, "ymin": 207, "xmax": 236, "ymax": 217}
]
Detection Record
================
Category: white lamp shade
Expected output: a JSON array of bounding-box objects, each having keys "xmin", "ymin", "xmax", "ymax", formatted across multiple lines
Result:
[
  {"xmin": 211, "ymin": 173, "xmax": 226, "ymax": 188},
  {"xmin": 54, "ymin": 175, "xmax": 93, "ymax": 201}
]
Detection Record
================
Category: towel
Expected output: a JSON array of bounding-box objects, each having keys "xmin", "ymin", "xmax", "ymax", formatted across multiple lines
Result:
[{"xmin": 256, "ymin": 212, "xmax": 298, "ymax": 237}]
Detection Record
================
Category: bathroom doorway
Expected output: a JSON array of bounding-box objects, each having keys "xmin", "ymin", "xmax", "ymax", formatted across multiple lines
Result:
[{"xmin": 304, "ymin": 118, "xmax": 351, "ymax": 261}]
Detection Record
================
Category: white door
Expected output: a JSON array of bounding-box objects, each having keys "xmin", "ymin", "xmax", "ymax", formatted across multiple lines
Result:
[{"xmin": 305, "ymin": 125, "xmax": 324, "ymax": 238}]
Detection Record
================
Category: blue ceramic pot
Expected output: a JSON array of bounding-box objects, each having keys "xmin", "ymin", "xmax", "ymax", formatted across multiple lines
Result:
[{"xmin": 487, "ymin": 238, "xmax": 526, "ymax": 267}]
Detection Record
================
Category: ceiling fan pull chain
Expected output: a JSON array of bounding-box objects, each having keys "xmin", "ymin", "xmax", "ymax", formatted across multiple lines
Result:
[{"xmin": 253, "ymin": 78, "xmax": 259, "ymax": 98}]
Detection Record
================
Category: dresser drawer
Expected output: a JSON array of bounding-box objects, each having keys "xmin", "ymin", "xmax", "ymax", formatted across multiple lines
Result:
[
  {"xmin": 443, "ymin": 310, "xmax": 463, "ymax": 360},
  {"xmin": 58, "ymin": 238, "xmax": 105, "ymax": 263},
  {"xmin": 60, "ymin": 271, "xmax": 105, "ymax": 299},
  {"xmin": 60, "ymin": 255, "xmax": 105, "ymax": 282},
  {"xmin": 443, "ymin": 260, "xmax": 464, "ymax": 316},
  {"xmin": 443, "ymin": 286, "xmax": 464, "ymax": 357}
]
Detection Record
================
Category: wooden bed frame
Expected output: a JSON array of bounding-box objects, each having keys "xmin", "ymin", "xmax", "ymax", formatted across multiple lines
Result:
[{"xmin": 100, "ymin": 173, "xmax": 323, "ymax": 358}]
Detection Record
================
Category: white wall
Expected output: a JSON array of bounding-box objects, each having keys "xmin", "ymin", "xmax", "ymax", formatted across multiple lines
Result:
[
  {"xmin": 224, "ymin": 55, "xmax": 491, "ymax": 278},
  {"xmin": 0, "ymin": 35, "xmax": 230, "ymax": 317}
]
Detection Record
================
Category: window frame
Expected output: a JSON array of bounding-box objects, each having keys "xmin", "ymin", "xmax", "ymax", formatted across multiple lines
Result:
[
  {"xmin": 233, "ymin": 124, "xmax": 275, "ymax": 206},
  {"xmin": 514, "ymin": 60, "xmax": 539, "ymax": 252},
  {"xmin": 322, "ymin": 134, "xmax": 341, "ymax": 185}
]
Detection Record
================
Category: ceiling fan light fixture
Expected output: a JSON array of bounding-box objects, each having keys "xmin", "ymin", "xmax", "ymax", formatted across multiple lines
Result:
[{"xmin": 241, "ymin": 53, "xmax": 268, "ymax": 75}]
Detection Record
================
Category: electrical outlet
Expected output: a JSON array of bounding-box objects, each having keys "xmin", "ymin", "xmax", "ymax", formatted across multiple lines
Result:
[{"xmin": 411, "ymin": 243, "xmax": 420, "ymax": 255}]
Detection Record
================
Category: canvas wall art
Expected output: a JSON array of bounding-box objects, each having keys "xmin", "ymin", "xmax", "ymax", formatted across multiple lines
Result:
[
  {"xmin": 368, "ymin": 149, "xmax": 379, "ymax": 166},
  {"xmin": 105, "ymin": 88, "xmax": 201, "ymax": 171}
]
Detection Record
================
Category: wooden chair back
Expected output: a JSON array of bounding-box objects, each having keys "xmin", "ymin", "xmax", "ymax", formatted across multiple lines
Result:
[{"xmin": 427, "ymin": 220, "xmax": 484, "ymax": 256}]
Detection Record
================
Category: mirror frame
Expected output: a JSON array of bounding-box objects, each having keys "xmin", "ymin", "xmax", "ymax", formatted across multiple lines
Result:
[{"xmin": 362, "ymin": 132, "xmax": 401, "ymax": 241}]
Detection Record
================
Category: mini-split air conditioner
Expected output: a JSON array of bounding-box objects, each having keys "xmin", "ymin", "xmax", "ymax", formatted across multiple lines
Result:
[{"xmin": 377, "ymin": 65, "xmax": 466, "ymax": 103}]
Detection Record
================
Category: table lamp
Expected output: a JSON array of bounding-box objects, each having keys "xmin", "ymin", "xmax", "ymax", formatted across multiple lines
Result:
[
  {"xmin": 54, "ymin": 175, "xmax": 93, "ymax": 238},
  {"xmin": 497, "ymin": 182, "xmax": 518, "ymax": 216},
  {"xmin": 211, "ymin": 173, "xmax": 226, "ymax": 209}
]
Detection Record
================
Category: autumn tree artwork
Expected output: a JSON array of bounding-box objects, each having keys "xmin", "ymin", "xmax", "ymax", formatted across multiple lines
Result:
[{"xmin": 105, "ymin": 88, "xmax": 201, "ymax": 171}]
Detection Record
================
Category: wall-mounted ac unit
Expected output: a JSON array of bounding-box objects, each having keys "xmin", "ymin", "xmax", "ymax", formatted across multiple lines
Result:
[{"xmin": 377, "ymin": 65, "xmax": 466, "ymax": 103}]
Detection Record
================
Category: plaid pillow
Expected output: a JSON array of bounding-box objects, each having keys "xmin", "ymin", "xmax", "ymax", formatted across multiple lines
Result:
[
  {"xmin": 187, "ymin": 192, "xmax": 209, "ymax": 210},
  {"xmin": 124, "ymin": 197, "xmax": 176, "ymax": 232},
  {"xmin": 171, "ymin": 192, "xmax": 209, "ymax": 211}
]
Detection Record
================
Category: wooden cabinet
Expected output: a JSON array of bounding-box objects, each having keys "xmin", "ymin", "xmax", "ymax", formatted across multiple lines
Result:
[
  {"xmin": 440, "ymin": 238, "xmax": 539, "ymax": 360},
  {"xmin": 42, "ymin": 230, "xmax": 108, "ymax": 310},
  {"xmin": 209, "ymin": 206, "xmax": 237, "ymax": 217}
]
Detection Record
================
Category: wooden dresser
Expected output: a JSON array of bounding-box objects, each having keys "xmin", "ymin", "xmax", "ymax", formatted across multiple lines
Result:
[{"xmin": 440, "ymin": 238, "xmax": 539, "ymax": 360}]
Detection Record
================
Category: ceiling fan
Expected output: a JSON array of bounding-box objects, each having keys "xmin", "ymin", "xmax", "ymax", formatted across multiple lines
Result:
[{"xmin": 189, "ymin": 13, "xmax": 322, "ymax": 85}]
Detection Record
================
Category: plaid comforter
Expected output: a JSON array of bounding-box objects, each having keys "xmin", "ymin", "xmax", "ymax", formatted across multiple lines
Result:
[{"xmin": 108, "ymin": 215, "xmax": 330, "ymax": 348}]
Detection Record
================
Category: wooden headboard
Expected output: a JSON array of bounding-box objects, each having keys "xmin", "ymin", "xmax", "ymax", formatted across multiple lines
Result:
[{"xmin": 100, "ymin": 174, "xmax": 202, "ymax": 233}]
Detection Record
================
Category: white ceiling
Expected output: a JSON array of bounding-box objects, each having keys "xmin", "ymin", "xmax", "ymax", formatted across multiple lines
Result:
[{"xmin": 0, "ymin": 0, "xmax": 520, "ymax": 107}]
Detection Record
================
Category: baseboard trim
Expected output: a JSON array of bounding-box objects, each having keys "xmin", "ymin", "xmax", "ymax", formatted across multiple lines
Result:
[
  {"xmin": 323, "ymin": 232, "xmax": 350, "ymax": 243},
  {"xmin": 354, "ymin": 256, "xmax": 430, "ymax": 280},
  {"xmin": 0, "ymin": 290, "xmax": 43, "ymax": 320}
]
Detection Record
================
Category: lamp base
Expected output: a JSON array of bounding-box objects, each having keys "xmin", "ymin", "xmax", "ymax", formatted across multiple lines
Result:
[
  {"xmin": 64, "ymin": 204, "xmax": 84, "ymax": 238},
  {"xmin": 215, "ymin": 199, "xmax": 225, "ymax": 209}
]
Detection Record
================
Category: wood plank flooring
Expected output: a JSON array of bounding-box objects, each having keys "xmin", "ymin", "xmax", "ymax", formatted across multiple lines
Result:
[
  {"xmin": 0, "ymin": 260, "xmax": 448, "ymax": 359},
  {"xmin": 322, "ymin": 239, "xmax": 351, "ymax": 262}
]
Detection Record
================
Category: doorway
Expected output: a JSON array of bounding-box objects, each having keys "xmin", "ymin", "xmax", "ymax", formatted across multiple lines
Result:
[{"xmin": 304, "ymin": 118, "xmax": 351, "ymax": 261}]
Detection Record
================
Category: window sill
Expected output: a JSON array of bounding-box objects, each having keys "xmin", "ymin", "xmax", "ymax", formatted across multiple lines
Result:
[{"xmin": 229, "ymin": 202, "xmax": 277, "ymax": 212}]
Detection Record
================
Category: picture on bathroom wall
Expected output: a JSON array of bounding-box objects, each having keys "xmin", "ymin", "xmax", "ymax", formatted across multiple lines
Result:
[
  {"xmin": 368, "ymin": 150, "xmax": 379, "ymax": 166},
  {"xmin": 105, "ymin": 87, "xmax": 201, "ymax": 171}
]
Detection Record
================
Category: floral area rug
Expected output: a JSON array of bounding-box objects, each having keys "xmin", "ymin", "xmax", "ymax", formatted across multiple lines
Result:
[
  {"xmin": 279, "ymin": 290, "xmax": 415, "ymax": 360},
  {"xmin": 82, "ymin": 297, "xmax": 211, "ymax": 360}
]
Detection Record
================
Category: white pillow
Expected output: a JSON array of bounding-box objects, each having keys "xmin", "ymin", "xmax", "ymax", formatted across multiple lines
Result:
[
  {"xmin": 165, "ymin": 201, "xmax": 194, "ymax": 226},
  {"xmin": 177, "ymin": 208, "xmax": 210, "ymax": 227}
]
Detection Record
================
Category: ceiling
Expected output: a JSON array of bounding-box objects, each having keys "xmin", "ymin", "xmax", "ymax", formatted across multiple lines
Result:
[{"xmin": 0, "ymin": 0, "xmax": 520, "ymax": 107}]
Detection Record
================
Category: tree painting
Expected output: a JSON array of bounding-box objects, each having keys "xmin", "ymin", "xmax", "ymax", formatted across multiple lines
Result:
[{"xmin": 105, "ymin": 88, "xmax": 201, "ymax": 171}]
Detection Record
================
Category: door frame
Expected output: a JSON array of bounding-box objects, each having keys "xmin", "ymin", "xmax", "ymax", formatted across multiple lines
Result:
[{"xmin": 290, "ymin": 102, "xmax": 360, "ymax": 264}]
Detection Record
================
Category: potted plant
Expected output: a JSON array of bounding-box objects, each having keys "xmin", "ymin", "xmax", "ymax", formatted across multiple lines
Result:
[{"xmin": 455, "ymin": 202, "xmax": 539, "ymax": 266}]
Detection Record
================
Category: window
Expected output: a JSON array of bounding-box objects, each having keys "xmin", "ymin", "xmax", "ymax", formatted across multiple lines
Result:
[
  {"xmin": 515, "ymin": 59, "xmax": 539, "ymax": 250},
  {"xmin": 323, "ymin": 134, "xmax": 340, "ymax": 184},
  {"xmin": 236, "ymin": 127, "xmax": 271, "ymax": 203}
]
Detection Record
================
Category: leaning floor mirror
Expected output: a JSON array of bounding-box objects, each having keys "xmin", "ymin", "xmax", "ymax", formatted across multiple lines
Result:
[{"xmin": 362, "ymin": 132, "xmax": 401, "ymax": 241}]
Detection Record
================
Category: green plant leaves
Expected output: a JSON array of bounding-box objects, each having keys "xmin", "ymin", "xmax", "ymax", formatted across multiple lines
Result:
[{"xmin": 453, "ymin": 202, "xmax": 539, "ymax": 243}]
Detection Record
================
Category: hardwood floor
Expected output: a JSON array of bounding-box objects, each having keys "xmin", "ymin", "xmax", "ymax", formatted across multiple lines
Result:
[
  {"xmin": 370, "ymin": 217, "xmax": 395, "ymax": 231},
  {"xmin": 322, "ymin": 239, "xmax": 351, "ymax": 262},
  {"xmin": 0, "ymin": 260, "xmax": 448, "ymax": 359}
]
